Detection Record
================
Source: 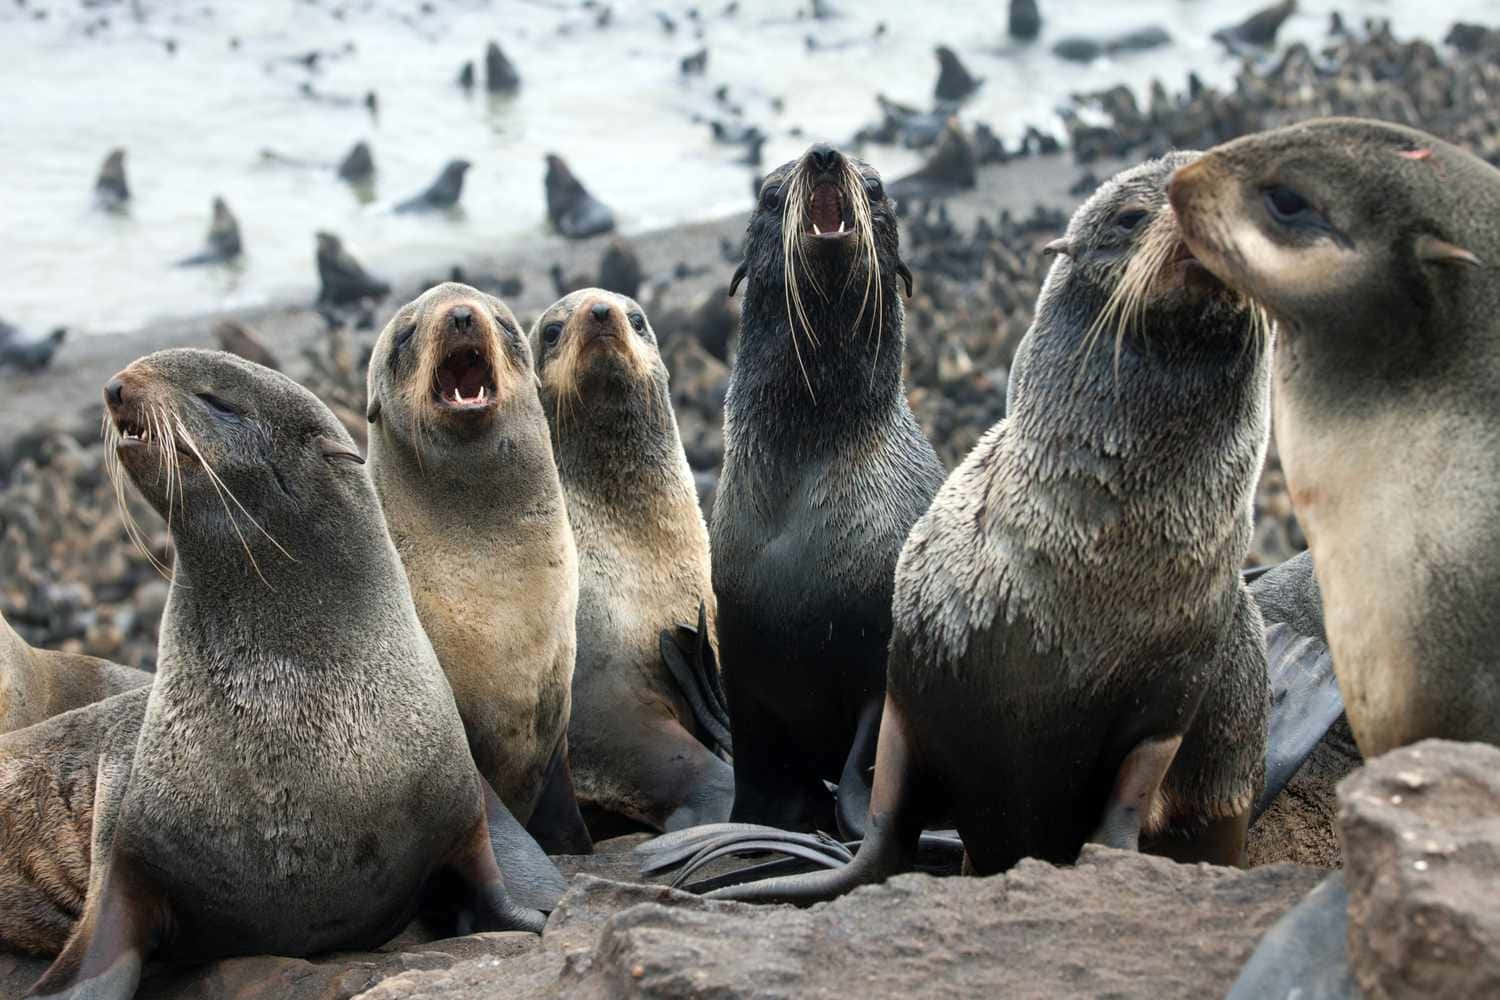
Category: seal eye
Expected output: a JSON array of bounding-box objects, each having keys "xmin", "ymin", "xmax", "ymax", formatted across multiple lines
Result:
[
  {"xmin": 863, "ymin": 176, "xmax": 885, "ymax": 202},
  {"xmin": 1264, "ymin": 186, "xmax": 1315, "ymax": 224},
  {"xmin": 1114, "ymin": 209, "xmax": 1148, "ymax": 233},
  {"xmin": 542, "ymin": 322, "xmax": 563, "ymax": 348},
  {"xmin": 759, "ymin": 181, "xmax": 783, "ymax": 210},
  {"xmin": 196, "ymin": 393, "xmax": 239, "ymax": 417},
  {"xmin": 628, "ymin": 313, "xmax": 646, "ymax": 335}
]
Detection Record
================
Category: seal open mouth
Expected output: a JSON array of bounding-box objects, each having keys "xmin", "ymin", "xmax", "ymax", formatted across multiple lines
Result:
[
  {"xmin": 806, "ymin": 180, "xmax": 850, "ymax": 239},
  {"xmin": 115, "ymin": 414, "xmax": 149, "ymax": 449},
  {"xmin": 433, "ymin": 348, "xmax": 496, "ymax": 409}
]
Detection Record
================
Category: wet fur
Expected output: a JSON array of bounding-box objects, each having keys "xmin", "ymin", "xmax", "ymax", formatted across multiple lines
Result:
[
  {"xmin": 713, "ymin": 147, "xmax": 946, "ymax": 829},
  {"xmin": 367, "ymin": 283, "xmax": 579, "ymax": 824},
  {"xmin": 532, "ymin": 289, "xmax": 733, "ymax": 832}
]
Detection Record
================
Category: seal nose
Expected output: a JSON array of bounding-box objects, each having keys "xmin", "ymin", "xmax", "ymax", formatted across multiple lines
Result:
[
  {"xmin": 449, "ymin": 305, "xmax": 473, "ymax": 331},
  {"xmin": 590, "ymin": 302, "xmax": 611, "ymax": 323},
  {"xmin": 809, "ymin": 143, "xmax": 842, "ymax": 174},
  {"xmin": 104, "ymin": 377, "xmax": 126, "ymax": 407}
]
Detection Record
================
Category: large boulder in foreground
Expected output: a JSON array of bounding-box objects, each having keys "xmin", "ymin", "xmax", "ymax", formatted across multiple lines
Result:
[{"xmin": 1342, "ymin": 739, "xmax": 1500, "ymax": 999}]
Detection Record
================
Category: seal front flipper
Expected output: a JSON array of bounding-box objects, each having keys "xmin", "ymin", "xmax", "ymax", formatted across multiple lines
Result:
[
  {"xmin": 482, "ymin": 780, "xmax": 567, "ymax": 913},
  {"xmin": 658, "ymin": 601, "xmax": 732, "ymax": 760},
  {"xmin": 524, "ymin": 736, "xmax": 593, "ymax": 855},
  {"xmin": 1090, "ymin": 733, "xmax": 1183, "ymax": 851},
  {"xmin": 1226, "ymin": 872, "xmax": 1356, "ymax": 1000},
  {"xmin": 446, "ymin": 796, "xmax": 546, "ymax": 936},
  {"xmin": 26, "ymin": 853, "xmax": 159, "ymax": 1000},
  {"xmin": 834, "ymin": 698, "xmax": 882, "ymax": 840}
]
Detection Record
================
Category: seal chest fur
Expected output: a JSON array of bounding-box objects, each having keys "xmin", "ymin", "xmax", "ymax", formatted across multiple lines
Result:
[
  {"xmin": 366, "ymin": 282, "xmax": 591, "ymax": 855},
  {"xmin": 1169, "ymin": 116, "xmax": 1500, "ymax": 756},
  {"xmin": 710, "ymin": 152, "xmax": 1272, "ymax": 905},
  {"xmin": 16, "ymin": 349, "xmax": 544, "ymax": 999},
  {"xmin": 713, "ymin": 143, "xmax": 946, "ymax": 834},
  {"xmin": 532, "ymin": 289, "xmax": 733, "ymax": 834}
]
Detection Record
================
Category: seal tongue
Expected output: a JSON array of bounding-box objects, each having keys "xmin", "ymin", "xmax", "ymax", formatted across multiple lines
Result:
[
  {"xmin": 435, "ymin": 349, "xmax": 492, "ymax": 404},
  {"xmin": 808, "ymin": 182, "xmax": 843, "ymax": 235}
]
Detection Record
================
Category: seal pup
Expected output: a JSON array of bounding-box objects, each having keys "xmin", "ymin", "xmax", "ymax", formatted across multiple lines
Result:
[
  {"xmin": 1168, "ymin": 117, "xmax": 1500, "ymax": 755},
  {"xmin": 367, "ymin": 282, "xmax": 592, "ymax": 855},
  {"xmin": 531, "ymin": 288, "xmax": 733, "ymax": 834},
  {"xmin": 0, "ymin": 612, "xmax": 148, "ymax": 736},
  {"xmin": 174, "ymin": 196, "xmax": 241, "ymax": 267},
  {"xmin": 394, "ymin": 159, "xmax": 471, "ymax": 213},
  {"xmin": 14, "ymin": 349, "xmax": 546, "ymax": 998},
  {"xmin": 93, "ymin": 150, "xmax": 128, "ymax": 211},
  {"xmin": 545, "ymin": 154, "xmax": 616, "ymax": 238},
  {"xmin": 707, "ymin": 152, "xmax": 1272, "ymax": 904},
  {"xmin": 713, "ymin": 142, "xmax": 946, "ymax": 834},
  {"xmin": 316, "ymin": 231, "xmax": 390, "ymax": 305}
]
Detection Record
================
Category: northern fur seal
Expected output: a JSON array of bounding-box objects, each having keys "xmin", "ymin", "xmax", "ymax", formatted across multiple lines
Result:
[
  {"xmin": 531, "ymin": 288, "xmax": 733, "ymax": 834},
  {"xmin": 1169, "ymin": 117, "xmax": 1500, "ymax": 756},
  {"xmin": 367, "ymin": 282, "xmax": 592, "ymax": 855},
  {"xmin": 0, "ymin": 612, "xmax": 148, "ymax": 736},
  {"xmin": 708, "ymin": 152, "xmax": 1272, "ymax": 903},
  {"xmin": 93, "ymin": 150, "xmax": 128, "ymax": 211},
  {"xmin": 9, "ymin": 349, "xmax": 549, "ymax": 997},
  {"xmin": 394, "ymin": 159, "xmax": 471, "ymax": 213},
  {"xmin": 714, "ymin": 142, "xmax": 946, "ymax": 834},
  {"xmin": 174, "ymin": 196, "xmax": 242, "ymax": 267}
]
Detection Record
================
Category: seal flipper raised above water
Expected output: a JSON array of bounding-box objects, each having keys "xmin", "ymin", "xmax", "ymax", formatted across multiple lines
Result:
[
  {"xmin": 712, "ymin": 143, "xmax": 945, "ymax": 836},
  {"xmin": 17, "ymin": 349, "xmax": 547, "ymax": 1000},
  {"xmin": 367, "ymin": 283, "xmax": 591, "ymax": 856},
  {"xmin": 704, "ymin": 151, "xmax": 1273, "ymax": 905}
]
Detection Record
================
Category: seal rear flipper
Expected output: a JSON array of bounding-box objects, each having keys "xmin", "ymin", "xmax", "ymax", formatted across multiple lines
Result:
[
  {"xmin": 1253, "ymin": 623, "xmax": 1342, "ymax": 822},
  {"xmin": 834, "ymin": 698, "xmax": 882, "ymax": 840},
  {"xmin": 447, "ymin": 810, "xmax": 546, "ymax": 936},
  {"xmin": 523, "ymin": 736, "xmax": 593, "ymax": 856},
  {"xmin": 27, "ymin": 855, "xmax": 158, "ymax": 1000},
  {"xmin": 482, "ymin": 780, "xmax": 567, "ymax": 913},
  {"xmin": 658, "ymin": 601, "xmax": 732, "ymax": 760},
  {"xmin": 635, "ymin": 822, "xmax": 804, "ymax": 874},
  {"xmin": 1226, "ymin": 872, "xmax": 1356, "ymax": 1000},
  {"xmin": 1090, "ymin": 734, "xmax": 1183, "ymax": 851}
]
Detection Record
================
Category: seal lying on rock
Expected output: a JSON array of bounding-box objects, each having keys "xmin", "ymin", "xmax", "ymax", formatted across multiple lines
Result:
[
  {"xmin": 1169, "ymin": 117, "xmax": 1500, "ymax": 757},
  {"xmin": 0, "ymin": 612, "xmax": 148, "ymax": 737},
  {"xmin": 531, "ymin": 289, "xmax": 733, "ymax": 836},
  {"xmin": 712, "ymin": 142, "xmax": 945, "ymax": 835},
  {"xmin": 367, "ymin": 283, "xmax": 592, "ymax": 856},
  {"xmin": 707, "ymin": 152, "xmax": 1273, "ymax": 903},
  {"xmin": 3, "ymin": 349, "xmax": 550, "ymax": 998}
]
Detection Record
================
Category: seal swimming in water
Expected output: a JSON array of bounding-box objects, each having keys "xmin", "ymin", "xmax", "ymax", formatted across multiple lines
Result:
[
  {"xmin": 1168, "ymin": 117, "xmax": 1500, "ymax": 756},
  {"xmin": 174, "ymin": 197, "xmax": 242, "ymax": 267},
  {"xmin": 93, "ymin": 150, "xmax": 128, "ymax": 211},
  {"xmin": 367, "ymin": 282, "xmax": 592, "ymax": 855},
  {"xmin": 316, "ymin": 231, "xmax": 391, "ymax": 306},
  {"xmin": 0, "ymin": 612, "xmax": 148, "ymax": 736},
  {"xmin": 394, "ymin": 159, "xmax": 471, "ymax": 213},
  {"xmin": 531, "ymin": 288, "xmax": 734, "ymax": 836},
  {"xmin": 704, "ymin": 152, "xmax": 1272, "ymax": 904},
  {"xmin": 5, "ymin": 349, "xmax": 551, "ymax": 997},
  {"xmin": 545, "ymin": 155, "xmax": 616, "ymax": 239},
  {"xmin": 713, "ymin": 142, "xmax": 946, "ymax": 834}
]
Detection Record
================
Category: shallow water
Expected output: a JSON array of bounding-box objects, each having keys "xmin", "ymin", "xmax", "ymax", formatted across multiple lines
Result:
[{"xmin": 0, "ymin": 0, "xmax": 1490, "ymax": 334}]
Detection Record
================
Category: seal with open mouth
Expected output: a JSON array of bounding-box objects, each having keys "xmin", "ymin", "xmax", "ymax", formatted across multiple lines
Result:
[
  {"xmin": 366, "ymin": 282, "xmax": 592, "ymax": 855},
  {"xmin": 708, "ymin": 151, "xmax": 1273, "ymax": 904},
  {"xmin": 712, "ymin": 143, "xmax": 946, "ymax": 835},
  {"xmin": 9, "ymin": 349, "xmax": 548, "ymax": 998}
]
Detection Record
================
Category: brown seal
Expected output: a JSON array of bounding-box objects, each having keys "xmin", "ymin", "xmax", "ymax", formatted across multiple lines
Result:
[
  {"xmin": 1169, "ymin": 117, "xmax": 1500, "ymax": 756},
  {"xmin": 531, "ymin": 288, "xmax": 733, "ymax": 834},
  {"xmin": 709, "ymin": 152, "xmax": 1272, "ymax": 903},
  {"xmin": 366, "ymin": 282, "xmax": 591, "ymax": 854},
  {"xmin": 0, "ymin": 614, "xmax": 148, "ymax": 736},
  {"xmin": 2, "ymin": 349, "xmax": 551, "ymax": 998}
]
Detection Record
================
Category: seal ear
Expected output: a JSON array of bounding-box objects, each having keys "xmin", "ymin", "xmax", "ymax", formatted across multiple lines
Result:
[
  {"xmin": 366, "ymin": 397, "xmax": 382, "ymax": 424},
  {"xmin": 1042, "ymin": 238, "xmax": 1073, "ymax": 258},
  {"xmin": 896, "ymin": 261, "xmax": 914, "ymax": 298},
  {"xmin": 318, "ymin": 437, "xmax": 365, "ymax": 465},
  {"xmin": 728, "ymin": 261, "xmax": 748, "ymax": 298},
  {"xmin": 1415, "ymin": 235, "xmax": 1483, "ymax": 268}
]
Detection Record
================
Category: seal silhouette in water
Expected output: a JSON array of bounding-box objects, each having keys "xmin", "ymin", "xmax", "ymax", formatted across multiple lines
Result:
[{"xmin": 708, "ymin": 152, "xmax": 1273, "ymax": 904}]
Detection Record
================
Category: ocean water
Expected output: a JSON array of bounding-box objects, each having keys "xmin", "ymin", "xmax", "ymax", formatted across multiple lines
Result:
[{"xmin": 0, "ymin": 0, "xmax": 1492, "ymax": 334}]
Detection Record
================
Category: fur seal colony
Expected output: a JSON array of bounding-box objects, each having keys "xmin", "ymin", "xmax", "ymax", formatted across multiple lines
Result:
[
  {"xmin": 366, "ymin": 282, "xmax": 592, "ymax": 856},
  {"xmin": 700, "ymin": 152, "xmax": 1273, "ymax": 903},
  {"xmin": 711, "ymin": 142, "xmax": 947, "ymax": 834},
  {"xmin": 1170, "ymin": 117, "xmax": 1500, "ymax": 757},
  {"xmin": 0, "ymin": 612, "xmax": 148, "ymax": 737},
  {"xmin": 1, "ymin": 349, "xmax": 556, "ymax": 998},
  {"xmin": 531, "ymin": 288, "xmax": 733, "ymax": 835}
]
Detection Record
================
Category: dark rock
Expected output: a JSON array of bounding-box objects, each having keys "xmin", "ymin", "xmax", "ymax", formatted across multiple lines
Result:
[
  {"xmin": 933, "ymin": 44, "xmax": 982, "ymax": 101},
  {"xmin": 394, "ymin": 159, "xmax": 470, "ymax": 213},
  {"xmin": 544, "ymin": 154, "xmax": 616, "ymax": 239},
  {"xmin": 680, "ymin": 47, "xmax": 707, "ymax": 74},
  {"xmin": 1214, "ymin": 0, "xmax": 1298, "ymax": 53},
  {"xmin": 316, "ymin": 231, "xmax": 390, "ymax": 306},
  {"xmin": 213, "ymin": 320, "xmax": 281, "ymax": 371},
  {"xmin": 484, "ymin": 41, "xmax": 520, "ymax": 93},
  {"xmin": 1008, "ymin": 0, "xmax": 1040, "ymax": 40},
  {"xmin": 1342, "ymin": 740, "xmax": 1500, "ymax": 999},
  {"xmin": 597, "ymin": 240, "xmax": 643, "ymax": 299},
  {"xmin": 336, "ymin": 141, "xmax": 374, "ymax": 183}
]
